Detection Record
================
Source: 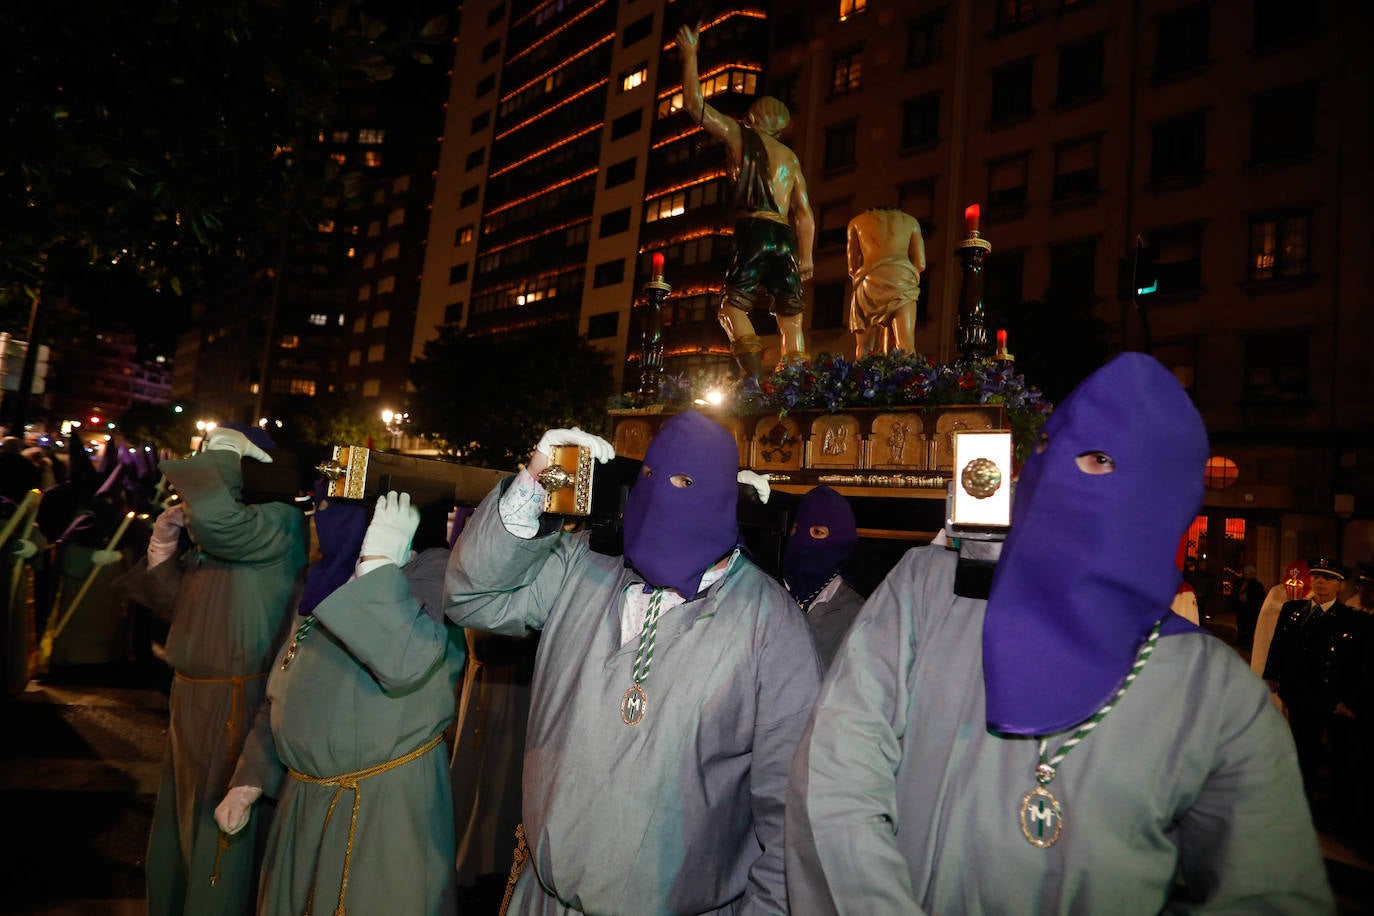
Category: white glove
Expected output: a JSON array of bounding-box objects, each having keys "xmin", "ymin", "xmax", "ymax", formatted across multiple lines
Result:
[
  {"xmin": 11, "ymin": 539, "xmax": 37, "ymax": 560},
  {"xmin": 90, "ymin": 549, "xmax": 123, "ymax": 567},
  {"xmin": 356, "ymin": 491, "xmax": 420, "ymax": 575},
  {"xmin": 737, "ymin": 470, "xmax": 770, "ymax": 504},
  {"xmin": 205, "ymin": 427, "xmax": 273, "ymax": 464},
  {"xmin": 214, "ymin": 785, "xmax": 263, "ymax": 835},
  {"xmin": 147, "ymin": 504, "xmax": 187, "ymax": 567},
  {"xmin": 535, "ymin": 427, "xmax": 615, "ymax": 464}
]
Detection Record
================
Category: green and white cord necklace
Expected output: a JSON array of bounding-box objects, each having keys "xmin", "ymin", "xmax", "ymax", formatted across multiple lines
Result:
[
  {"xmin": 1018, "ymin": 618, "xmax": 1163, "ymax": 848},
  {"xmin": 620, "ymin": 589, "xmax": 665, "ymax": 726}
]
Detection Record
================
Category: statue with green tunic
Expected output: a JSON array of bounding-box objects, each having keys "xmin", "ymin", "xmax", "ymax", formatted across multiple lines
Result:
[{"xmin": 676, "ymin": 23, "xmax": 815, "ymax": 380}]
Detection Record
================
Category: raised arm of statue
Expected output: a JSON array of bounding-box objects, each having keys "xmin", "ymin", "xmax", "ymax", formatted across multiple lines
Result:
[{"xmin": 676, "ymin": 24, "xmax": 741, "ymax": 155}]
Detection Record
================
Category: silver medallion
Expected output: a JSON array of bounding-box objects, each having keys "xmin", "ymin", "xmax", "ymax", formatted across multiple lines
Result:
[{"xmin": 621, "ymin": 684, "xmax": 647, "ymax": 725}]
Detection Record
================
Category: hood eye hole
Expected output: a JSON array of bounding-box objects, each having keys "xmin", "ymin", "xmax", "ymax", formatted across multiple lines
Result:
[
  {"xmin": 1075, "ymin": 451, "xmax": 1115, "ymax": 475},
  {"xmin": 669, "ymin": 474, "xmax": 694, "ymax": 488},
  {"xmin": 641, "ymin": 466, "xmax": 653, "ymax": 478},
  {"xmin": 809, "ymin": 524, "xmax": 830, "ymax": 540}
]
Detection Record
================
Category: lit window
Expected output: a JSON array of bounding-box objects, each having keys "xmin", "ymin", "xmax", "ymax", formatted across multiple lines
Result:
[
  {"xmin": 363, "ymin": 150, "xmax": 382, "ymax": 167},
  {"xmin": 353, "ymin": 316, "xmax": 366, "ymax": 333},
  {"xmin": 382, "ymin": 242, "xmax": 400, "ymax": 261},
  {"xmin": 330, "ymin": 152, "xmax": 347, "ymax": 165},
  {"xmin": 367, "ymin": 345, "xmax": 385, "ymax": 362},
  {"xmin": 348, "ymin": 350, "xmax": 362, "ymax": 366},
  {"xmin": 376, "ymin": 276, "xmax": 396, "ymax": 294},
  {"xmin": 831, "ymin": 51, "xmax": 863, "ymax": 95},
  {"xmin": 358, "ymin": 128, "xmax": 385, "ymax": 145},
  {"xmin": 386, "ymin": 209, "xmax": 405, "ymax": 227},
  {"xmin": 621, "ymin": 66, "xmax": 647, "ymax": 93},
  {"xmin": 309, "ymin": 313, "xmax": 328, "ymax": 326},
  {"xmin": 1204, "ymin": 456, "xmax": 1239, "ymax": 489},
  {"xmin": 332, "ymin": 130, "xmax": 349, "ymax": 143},
  {"xmin": 317, "ymin": 219, "xmax": 335, "ymax": 233},
  {"xmin": 372, "ymin": 310, "xmax": 391, "ymax": 329},
  {"xmin": 456, "ymin": 225, "xmax": 474, "ymax": 245},
  {"xmin": 358, "ymin": 286, "xmax": 372, "ymax": 302},
  {"xmin": 1248, "ymin": 212, "xmax": 1311, "ymax": 281},
  {"xmin": 839, "ymin": 0, "xmax": 867, "ymax": 20},
  {"xmin": 644, "ymin": 192, "xmax": 686, "ymax": 223},
  {"xmin": 280, "ymin": 335, "xmax": 300, "ymax": 349},
  {"xmin": 290, "ymin": 379, "xmax": 317, "ymax": 396}
]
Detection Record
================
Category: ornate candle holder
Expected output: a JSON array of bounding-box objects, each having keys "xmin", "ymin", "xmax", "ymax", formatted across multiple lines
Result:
[
  {"xmin": 955, "ymin": 205, "xmax": 993, "ymax": 362},
  {"xmin": 637, "ymin": 254, "xmax": 669, "ymax": 403}
]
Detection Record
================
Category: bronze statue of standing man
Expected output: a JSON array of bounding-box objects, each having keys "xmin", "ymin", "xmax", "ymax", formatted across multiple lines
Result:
[
  {"xmin": 676, "ymin": 23, "xmax": 815, "ymax": 380},
  {"xmin": 848, "ymin": 207, "xmax": 926, "ymax": 359}
]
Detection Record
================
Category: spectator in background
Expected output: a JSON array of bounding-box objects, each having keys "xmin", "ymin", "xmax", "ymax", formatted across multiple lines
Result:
[
  {"xmin": 1228, "ymin": 565, "xmax": 1267, "ymax": 649},
  {"xmin": 1349, "ymin": 564, "xmax": 1374, "ymax": 613}
]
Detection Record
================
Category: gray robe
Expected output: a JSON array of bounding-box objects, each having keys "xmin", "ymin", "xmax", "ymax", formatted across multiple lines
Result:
[
  {"xmin": 233, "ymin": 549, "xmax": 464, "ymax": 916},
  {"xmin": 803, "ymin": 579, "xmax": 864, "ymax": 671},
  {"xmin": 787, "ymin": 546, "xmax": 1334, "ymax": 914},
  {"xmin": 118, "ymin": 450, "xmax": 308, "ymax": 916},
  {"xmin": 445, "ymin": 483, "xmax": 822, "ymax": 915}
]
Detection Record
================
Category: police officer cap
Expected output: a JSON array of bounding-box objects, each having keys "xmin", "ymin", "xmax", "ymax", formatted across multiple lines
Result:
[
  {"xmin": 1307, "ymin": 556, "xmax": 1347, "ymax": 580},
  {"xmin": 1355, "ymin": 563, "xmax": 1374, "ymax": 587}
]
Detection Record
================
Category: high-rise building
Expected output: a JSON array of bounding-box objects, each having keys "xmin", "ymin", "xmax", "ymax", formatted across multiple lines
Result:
[{"xmin": 420, "ymin": 0, "xmax": 1368, "ymax": 577}]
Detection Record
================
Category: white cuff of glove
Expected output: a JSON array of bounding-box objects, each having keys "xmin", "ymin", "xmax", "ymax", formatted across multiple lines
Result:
[
  {"xmin": 737, "ymin": 471, "xmax": 770, "ymax": 504},
  {"xmin": 214, "ymin": 785, "xmax": 263, "ymax": 836},
  {"xmin": 357, "ymin": 492, "xmax": 420, "ymax": 569}
]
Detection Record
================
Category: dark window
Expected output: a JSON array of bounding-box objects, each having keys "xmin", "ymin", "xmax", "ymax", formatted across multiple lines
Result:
[
  {"xmin": 818, "ymin": 201, "xmax": 852, "ymax": 249},
  {"xmin": 471, "ymin": 110, "xmax": 490, "ymax": 133},
  {"xmin": 1149, "ymin": 113, "xmax": 1206, "ymax": 182},
  {"xmin": 611, "ymin": 110, "xmax": 643, "ymax": 140},
  {"xmin": 443, "ymin": 302, "xmax": 464, "ymax": 324},
  {"xmin": 481, "ymin": 38, "xmax": 501, "ymax": 62},
  {"xmin": 1053, "ymin": 138, "xmax": 1099, "ymax": 200},
  {"xmin": 1154, "ymin": 5, "xmax": 1209, "ymax": 78},
  {"xmin": 1244, "ymin": 331, "xmax": 1308, "ymax": 403},
  {"xmin": 901, "ymin": 95, "xmax": 940, "ymax": 149},
  {"xmin": 454, "ymin": 224, "xmax": 474, "ymax": 246},
  {"xmin": 465, "ymin": 148, "xmax": 486, "ymax": 171},
  {"xmin": 1048, "ymin": 239, "xmax": 1097, "ymax": 305},
  {"xmin": 824, "ymin": 121, "xmax": 858, "ymax": 171},
  {"xmin": 907, "ymin": 11, "xmax": 944, "ymax": 69},
  {"xmin": 899, "ymin": 179, "xmax": 936, "ymax": 228},
  {"xmin": 990, "ymin": 59, "xmax": 1034, "ymax": 123},
  {"xmin": 605, "ymin": 157, "xmax": 637, "ymax": 188},
  {"xmin": 1250, "ymin": 84, "xmax": 1316, "ymax": 165},
  {"xmin": 485, "ymin": 3, "xmax": 505, "ymax": 27},
  {"xmin": 997, "ymin": 0, "xmax": 1038, "ymax": 31},
  {"xmin": 459, "ymin": 185, "xmax": 479, "ymax": 207},
  {"xmin": 984, "ymin": 249, "xmax": 1025, "ymax": 309},
  {"xmin": 622, "ymin": 13, "xmax": 653, "ymax": 47},
  {"xmin": 449, "ymin": 263, "xmax": 469, "ymax": 284},
  {"xmin": 593, "ymin": 259, "xmax": 626, "ymax": 288},
  {"xmin": 1057, "ymin": 36, "xmax": 1103, "ymax": 105},
  {"xmin": 812, "ymin": 282, "xmax": 846, "ymax": 330},
  {"xmin": 1145, "ymin": 225, "xmax": 1204, "ymax": 292},
  {"xmin": 476, "ymin": 74, "xmax": 495, "ymax": 98},
  {"xmin": 987, "ymin": 154, "xmax": 1029, "ymax": 211},
  {"xmin": 599, "ymin": 207, "xmax": 631, "ymax": 237},
  {"xmin": 587, "ymin": 312, "xmax": 619, "ymax": 339},
  {"xmin": 1248, "ymin": 212, "xmax": 1311, "ymax": 280},
  {"xmin": 1254, "ymin": 0, "xmax": 1316, "ymax": 49},
  {"xmin": 770, "ymin": 75, "xmax": 798, "ymax": 111},
  {"xmin": 831, "ymin": 50, "xmax": 863, "ymax": 96}
]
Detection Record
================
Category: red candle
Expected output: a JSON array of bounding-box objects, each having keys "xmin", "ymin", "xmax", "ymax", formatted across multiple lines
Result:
[
  {"xmin": 996, "ymin": 329, "xmax": 1008, "ymax": 351},
  {"xmin": 965, "ymin": 204, "xmax": 981, "ymax": 235},
  {"xmin": 652, "ymin": 251, "xmax": 665, "ymax": 278}
]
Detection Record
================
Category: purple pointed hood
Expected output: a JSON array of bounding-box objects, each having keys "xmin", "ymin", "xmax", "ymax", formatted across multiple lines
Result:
[
  {"xmin": 982, "ymin": 353, "xmax": 1207, "ymax": 735},
  {"xmin": 783, "ymin": 485, "xmax": 857, "ymax": 605},
  {"xmin": 298, "ymin": 490, "xmax": 370, "ymax": 615},
  {"xmin": 622, "ymin": 410, "xmax": 740, "ymax": 599}
]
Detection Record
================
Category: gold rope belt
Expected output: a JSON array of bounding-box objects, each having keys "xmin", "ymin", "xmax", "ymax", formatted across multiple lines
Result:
[
  {"xmin": 287, "ymin": 729, "xmax": 448, "ymax": 916},
  {"xmin": 174, "ymin": 670, "xmax": 269, "ymax": 776}
]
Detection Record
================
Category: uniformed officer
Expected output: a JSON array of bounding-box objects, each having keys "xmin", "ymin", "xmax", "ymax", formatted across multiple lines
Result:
[{"xmin": 1263, "ymin": 556, "xmax": 1370, "ymax": 815}]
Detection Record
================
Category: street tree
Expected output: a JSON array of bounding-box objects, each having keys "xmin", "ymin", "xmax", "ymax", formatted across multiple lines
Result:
[{"xmin": 409, "ymin": 324, "xmax": 617, "ymax": 471}]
